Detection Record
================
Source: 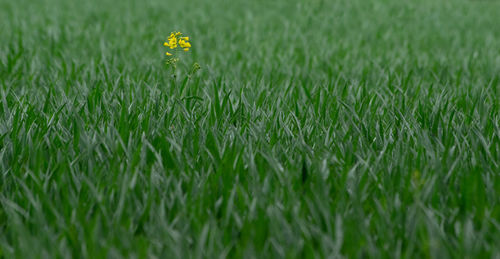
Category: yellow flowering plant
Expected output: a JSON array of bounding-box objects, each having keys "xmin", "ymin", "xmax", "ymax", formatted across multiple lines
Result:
[
  {"xmin": 164, "ymin": 31, "xmax": 192, "ymax": 71},
  {"xmin": 163, "ymin": 31, "xmax": 200, "ymax": 97},
  {"xmin": 164, "ymin": 31, "xmax": 191, "ymax": 55}
]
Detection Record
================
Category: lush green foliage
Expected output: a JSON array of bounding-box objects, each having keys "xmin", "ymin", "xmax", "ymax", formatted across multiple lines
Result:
[{"xmin": 1, "ymin": 0, "xmax": 500, "ymax": 257}]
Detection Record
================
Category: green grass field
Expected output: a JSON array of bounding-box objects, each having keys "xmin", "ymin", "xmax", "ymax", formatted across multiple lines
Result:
[{"xmin": 1, "ymin": 0, "xmax": 500, "ymax": 257}]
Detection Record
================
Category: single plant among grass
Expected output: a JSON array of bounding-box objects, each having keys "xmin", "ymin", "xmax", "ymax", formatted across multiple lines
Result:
[
  {"xmin": 164, "ymin": 31, "xmax": 191, "ymax": 69},
  {"xmin": 163, "ymin": 31, "xmax": 200, "ymax": 97}
]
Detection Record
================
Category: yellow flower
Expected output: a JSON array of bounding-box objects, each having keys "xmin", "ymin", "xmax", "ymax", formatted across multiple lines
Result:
[
  {"xmin": 168, "ymin": 37, "xmax": 177, "ymax": 49},
  {"xmin": 178, "ymin": 38, "xmax": 191, "ymax": 49},
  {"xmin": 164, "ymin": 31, "xmax": 191, "ymax": 58}
]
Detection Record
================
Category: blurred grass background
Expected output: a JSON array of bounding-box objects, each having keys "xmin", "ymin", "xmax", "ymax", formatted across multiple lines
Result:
[{"xmin": 1, "ymin": 0, "xmax": 500, "ymax": 257}]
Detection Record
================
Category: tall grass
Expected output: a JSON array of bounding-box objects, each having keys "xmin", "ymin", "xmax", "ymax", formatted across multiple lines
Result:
[{"xmin": 1, "ymin": 0, "xmax": 500, "ymax": 257}]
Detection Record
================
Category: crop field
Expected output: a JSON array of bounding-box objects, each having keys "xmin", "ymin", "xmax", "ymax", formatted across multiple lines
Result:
[{"xmin": 1, "ymin": 0, "xmax": 500, "ymax": 257}]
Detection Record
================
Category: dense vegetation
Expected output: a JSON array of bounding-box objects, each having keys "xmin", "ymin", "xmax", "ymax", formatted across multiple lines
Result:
[{"xmin": 1, "ymin": 0, "xmax": 500, "ymax": 257}]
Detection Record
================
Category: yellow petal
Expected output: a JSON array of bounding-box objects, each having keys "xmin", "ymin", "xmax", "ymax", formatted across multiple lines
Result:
[
  {"xmin": 183, "ymin": 48, "xmax": 189, "ymax": 51},
  {"xmin": 164, "ymin": 42, "xmax": 169, "ymax": 46},
  {"xmin": 166, "ymin": 52, "xmax": 172, "ymax": 56}
]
